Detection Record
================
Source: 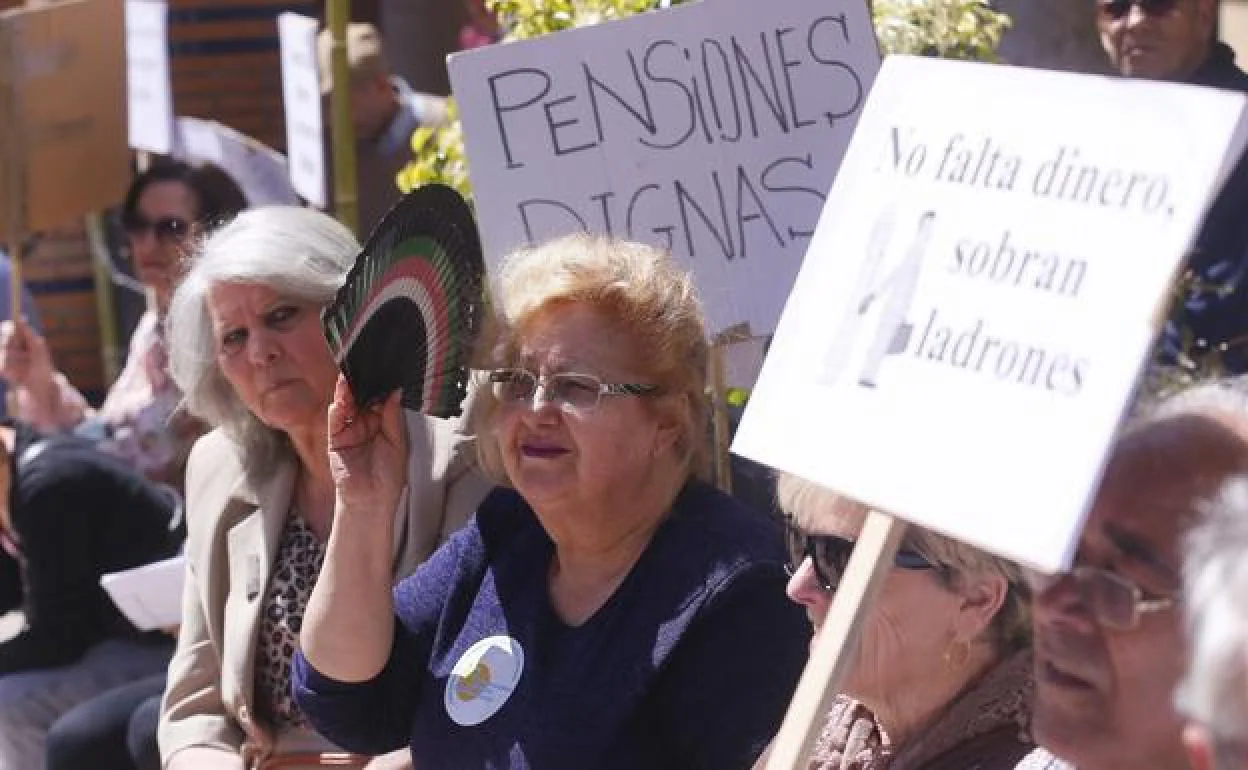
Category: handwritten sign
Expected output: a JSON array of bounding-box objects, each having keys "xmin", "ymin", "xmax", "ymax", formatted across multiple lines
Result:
[
  {"xmin": 125, "ymin": 0, "xmax": 173, "ymax": 154},
  {"xmin": 733, "ymin": 56, "xmax": 1248, "ymax": 573},
  {"xmin": 279, "ymin": 12, "xmax": 326, "ymax": 208},
  {"xmin": 449, "ymin": 0, "xmax": 879, "ymax": 334}
]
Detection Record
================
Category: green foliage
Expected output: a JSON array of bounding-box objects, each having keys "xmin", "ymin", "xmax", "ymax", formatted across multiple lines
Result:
[
  {"xmin": 873, "ymin": 0, "xmax": 1010, "ymax": 60},
  {"xmin": 488, "ymin": 0, "xmax": 690, "ymax": 41},
  {"xmin": 396, "ymin": 102, "xmax": 471, "ymax": 198},
  {"xmin": 400, "ymin": 0, "xmax": 1011, "ymax": 200},
  {"xmin": 1140, "ymin": 269, "xmax": 1240, "ymax": 399}
]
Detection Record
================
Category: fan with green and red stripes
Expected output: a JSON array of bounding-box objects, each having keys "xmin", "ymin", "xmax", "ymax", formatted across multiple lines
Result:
[{"xmin": 322, "ymin": 184, "xmax": 485, "ymax": 418}]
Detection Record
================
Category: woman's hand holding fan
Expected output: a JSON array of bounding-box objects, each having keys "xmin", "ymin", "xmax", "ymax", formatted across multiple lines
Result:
[{"xmin": 327, "ymin": 376, "xmax": 408, "ymax": 524}]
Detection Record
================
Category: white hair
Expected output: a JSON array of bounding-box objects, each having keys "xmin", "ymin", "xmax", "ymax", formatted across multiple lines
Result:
[
  {"xmin": 1176, "ymin": 475, "xmax": 1248, "ymax": 742},
  {"xmin": 1131, "ymin": 374, "xmax": 1248, "ymax": 427},
  {"xmin": 167, "ymin": 206, "xmax": 358, "ymax": 476}
]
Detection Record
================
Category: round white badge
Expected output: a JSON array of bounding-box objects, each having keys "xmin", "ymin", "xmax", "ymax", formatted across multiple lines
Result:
[{"xmin": 443, "ymin": 635, "xmax": 525, "ymax": 727}]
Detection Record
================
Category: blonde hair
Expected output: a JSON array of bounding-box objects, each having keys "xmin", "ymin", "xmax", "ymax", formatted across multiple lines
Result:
[
  {"xmin": 475, "ymin": 233, "xmax": 710, "ymax": 484},
  {"xmin": 775, "ymin": 472, "xmax": 1031, "ymax": 653}
]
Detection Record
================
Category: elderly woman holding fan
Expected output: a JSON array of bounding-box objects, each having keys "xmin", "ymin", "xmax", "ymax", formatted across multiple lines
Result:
[
  {"xmin": 158, "ymin": 200, "xmax": 490, "ymax": 770},
  {"xmin": 293, "ymin": 233, "xmax": 810, "ymax": 769}
]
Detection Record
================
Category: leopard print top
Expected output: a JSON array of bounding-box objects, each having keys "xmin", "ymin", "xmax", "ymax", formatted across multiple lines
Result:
[{"xmin": 254, "ymin": 510, "xmax": 325, "ymax": 729}]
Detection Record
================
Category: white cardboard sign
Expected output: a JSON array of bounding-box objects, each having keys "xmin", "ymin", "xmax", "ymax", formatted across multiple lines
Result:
[
  {"xmin": 125, "ymin": 0, "xmax": 173, "ymax": 154},
  {"xmin": 733, "ymin": 55, "xmax": 1248, "ymax": 573},
  {"xmin": 449, "ymin": 0, "xmax": 880, "ymax": 334},
  {"xmin": 173, "ymin": 117, "xmax": 301, "ymax": 207},
  {"xmin": 278, "ymin": 12, "xmax": 327, "ymax": 208}
]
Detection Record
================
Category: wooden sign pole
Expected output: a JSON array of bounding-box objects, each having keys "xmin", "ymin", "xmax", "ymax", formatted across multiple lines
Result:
[
  {"xmin": 708, "ymin": 342, "xmax": 733, "ymax": 494},
  {"xmin": 326, "ymin": 0, "xmax": 359, "ymax": 236},
  {"xmin": 0, "ymin": 9, "xmax": 23, "ymax": 320},
  {"xmin": 765, "ymin": 511, "xmax": 908, "ymax": 770},
  {"xmin": 708, "ymin": 323, "xmax": 755, "ymax": 494}
]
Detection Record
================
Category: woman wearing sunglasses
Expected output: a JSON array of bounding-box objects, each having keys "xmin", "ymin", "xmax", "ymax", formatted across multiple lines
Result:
[
  {"xmin": 0, "ymin": 159, "xmax": 246, "ymax": 488},
  {"xmin": 773, "ymin": 473, "xmax": 1033, "ymax": 770},
  {"xmin": 293, "ymin": 234, "xmax": 810, "ymax": 769}
]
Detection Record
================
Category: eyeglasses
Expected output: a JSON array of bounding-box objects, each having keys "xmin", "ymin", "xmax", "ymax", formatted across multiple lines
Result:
[
  {"xmin": 1028, "ymin": 565, "xmax": 1174, "ymax": 631},
  {"xmin": 783, "ymin": 517, "xmax": 936, "ymax": 593},
  {"xmin": 1097, "ymin": 0, "xmax": 1179, "ymax": 21},
  {"xmin": 121, "ymin": 213, "xmax": 190, "ymax": 243},
  {"xmin": 488, "ymin": 368, "xmax": 660, "ymax": 413}
]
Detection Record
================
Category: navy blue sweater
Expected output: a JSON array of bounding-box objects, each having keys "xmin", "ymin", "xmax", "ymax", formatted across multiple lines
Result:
[{"xmin": 293, "ymin": 481, "xmax": 810, "ymax": 769}]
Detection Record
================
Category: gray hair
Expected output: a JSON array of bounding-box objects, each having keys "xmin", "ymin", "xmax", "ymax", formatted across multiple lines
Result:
[
  {"xmin": 1176, "ymin": 475, "xmax": 1248, "ymax": 743},
  {"xmin": 774, "ymin": 473, "xmax": 1030, "ymax": 654},
  {"xmin": 167, "ymin": 206, "xmax": 358, "ymax": 475},
  {"xmin": 1131, "ymin": 372, "xmax": 1248, "ymax": 427}
]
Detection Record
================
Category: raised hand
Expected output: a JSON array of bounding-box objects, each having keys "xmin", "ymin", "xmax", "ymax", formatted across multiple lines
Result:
[
  {"xmin": 0, "ymin": 319, "xmax": 53, "ymax": 389},
  {"xmin": 327, "ymin": 376, "xmax": 408, "ymax": 521}
]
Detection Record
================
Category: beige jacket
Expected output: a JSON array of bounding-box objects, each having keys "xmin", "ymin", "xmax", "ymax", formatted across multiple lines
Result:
[{"xmin": 158, "ymin": 410, "xmax": 491, "ymax": 769}]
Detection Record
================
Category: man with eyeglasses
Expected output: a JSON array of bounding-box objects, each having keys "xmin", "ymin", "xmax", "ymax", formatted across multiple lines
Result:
[
  {"xmin": 1023, "ymin": 381, "xmax": 1248, "ymax": 770},
  {"xmin": 1095, "ymin": 0, "xmax": 1248, "ymax": 372}
]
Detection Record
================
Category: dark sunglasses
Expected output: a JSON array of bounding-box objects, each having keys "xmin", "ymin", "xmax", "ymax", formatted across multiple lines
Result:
[
  {"xmin": 1098, "ymin": 0, "xmax": 1178, "ymax": 21},
  {"xmin": 784, "ymin": 517, "xmax": 936, "ymax": 592},
  {"xmin": 121, "ymin": 213, "xmax": 190, "ymax": 243}
]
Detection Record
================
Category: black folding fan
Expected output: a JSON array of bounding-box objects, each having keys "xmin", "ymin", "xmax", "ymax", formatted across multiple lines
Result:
[{"xmin": 321, "ymin": 184, "xmax": 486, "ymax": 418}]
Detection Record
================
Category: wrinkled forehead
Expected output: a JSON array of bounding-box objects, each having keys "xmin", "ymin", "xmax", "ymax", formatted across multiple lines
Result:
[
  {"xmin": 1085, "ymin": 414, "xmax": 1248, "ymax": 574},
  {"xmin": 506, "ymin": 302, "xmax": 644, "ymax": 373}
]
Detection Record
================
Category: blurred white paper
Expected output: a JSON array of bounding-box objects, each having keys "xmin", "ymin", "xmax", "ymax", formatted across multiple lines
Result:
[
  {"xmin": 101, "ymin": 555, "xmax": 185, "ymax": 632},
  {"xmin": 125, "ymin": 0, "xmax": 173, "ymax": 153},
  {"xmin": 173, "ymin": 117, "xmax": 301, "ymax": 207},
  {"xmin": 278, "ymin": 13, "xmax": 327, "ymax": 208}
]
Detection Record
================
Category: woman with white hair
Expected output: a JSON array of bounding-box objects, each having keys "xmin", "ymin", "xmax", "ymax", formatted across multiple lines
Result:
[
  {"xmin": 156, "ymin": 206, "xmax": 489, "ymax": 769},
  {"xmin": 772, "ymin": 473, "xmax": 1034, "ymax": 770}
]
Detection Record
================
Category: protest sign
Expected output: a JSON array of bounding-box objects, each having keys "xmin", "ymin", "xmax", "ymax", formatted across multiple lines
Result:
[
  {"xmin": 0, "ymin": 0, "xmax": 128, "ymax": 240},
  {"xmin": 125, "ymin": 0, "xmax": 173, "ymax": 154},
  {"xmin": 448, "ymin": 0, "xmax": 879, "ymax": 334},
  {"xmin": 173, "ymin": 117, "xmax": 301, "ymax": 207},
  {"xmin": 279, "ymin": 12, "xmax": 327, "ymax": 208},
  {"xmin": 733, "ymin": 55, "xmax": 1248, "ymax": 575}
]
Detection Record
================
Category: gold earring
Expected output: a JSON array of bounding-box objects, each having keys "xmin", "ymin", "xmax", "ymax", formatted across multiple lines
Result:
[{"xmin": 944, "ymin": 639, "xmax": 971, "ymax": 669}]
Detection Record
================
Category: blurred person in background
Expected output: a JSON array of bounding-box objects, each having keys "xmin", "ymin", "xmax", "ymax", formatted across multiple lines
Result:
[
  {"xmin": 318, "ymin": 23, "xmax": 448, "ymax": 235},
  {"xmin": 1093, "ymin": 0, "xmax": 1248, "ymax": 371},
  {"xmin": 0, "ymin": 420, "xmax": 183, "ymax": 770},
  {"xmin": 0, "ymin": 159, "xmax": 247, "ymax": 488},
  {"xmin": 0, "ymin": 249, "xmax": 42, "ymax": 419}
]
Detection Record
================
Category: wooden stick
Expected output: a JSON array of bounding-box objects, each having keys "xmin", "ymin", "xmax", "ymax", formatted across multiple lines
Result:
[
  {"xmin": 85, "ymin": 212, "xmax": 122, "ymax": 383},
  {"xmin": 765, "ymin": 511, "xmax": 908, "ymax": 770},
  {"xmin": 708, "ymin": 341, "xmax": 732, "ymax": 495},
  {"xmin": 326, "ymin": 0, "xmax": 358, "ymax": 236},
  {"xmin": 1, "ymin": 9, "xmax": 24, "ymax": 321}
]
